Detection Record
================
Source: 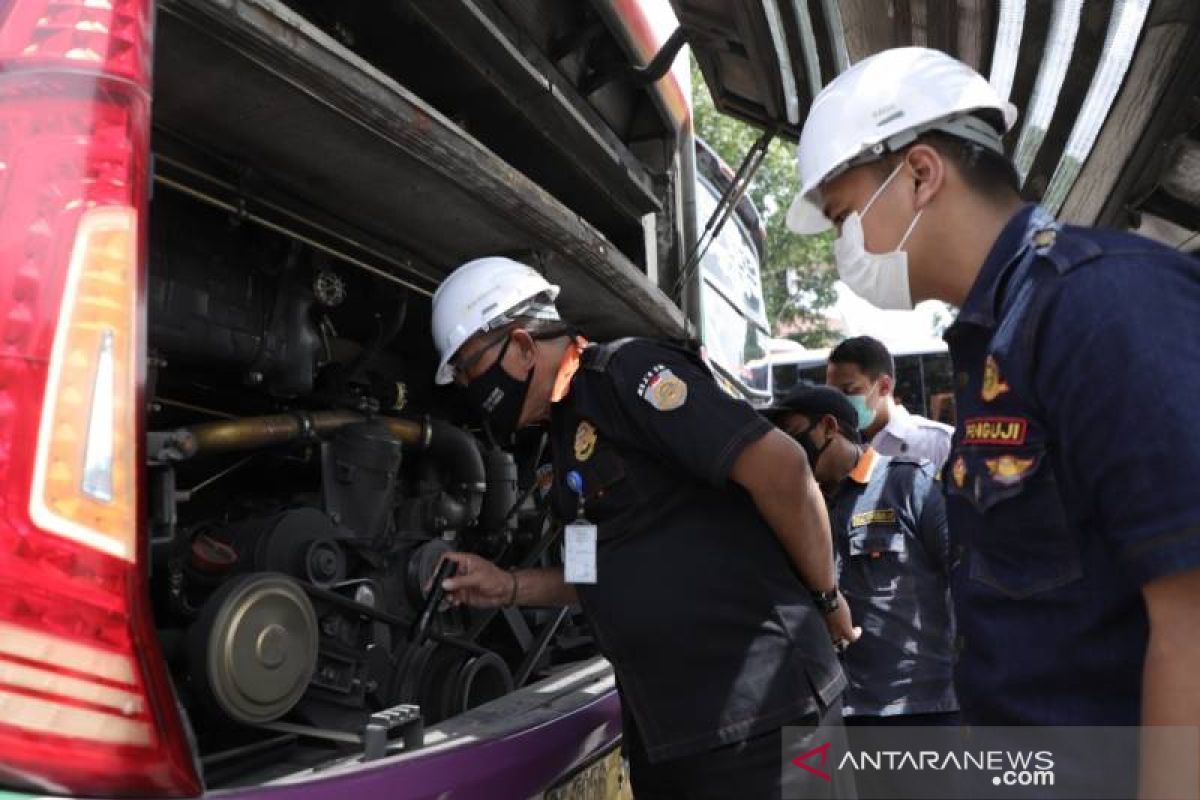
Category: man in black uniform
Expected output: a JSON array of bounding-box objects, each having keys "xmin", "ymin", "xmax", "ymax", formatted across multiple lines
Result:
[{"xmin": 428, "ymin": 256, "xmax": 859, "ymax": 799}]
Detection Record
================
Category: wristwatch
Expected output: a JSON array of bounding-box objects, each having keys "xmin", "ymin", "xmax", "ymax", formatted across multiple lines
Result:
[{"xmin": 810, "ymin": 588, "xmax": 839, "ymax": 615}]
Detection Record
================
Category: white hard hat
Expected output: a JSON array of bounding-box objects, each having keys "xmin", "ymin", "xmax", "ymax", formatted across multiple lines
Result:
[
  {"xmin": 431, "ymin": 256, "xmax": 561, "ymax": 384},
  {"xmin": 786, "ymin": 47, "xmax": 1019, "ymax": 234}
]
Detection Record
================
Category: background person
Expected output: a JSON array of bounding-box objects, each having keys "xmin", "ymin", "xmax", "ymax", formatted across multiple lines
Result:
[
  {"xmin": 826, "ymin": 335, "xmax": 953, "ymax": 471},
  {"xmin": 765, "ymin": 386, "xmax": 957, "ymax": 797}
]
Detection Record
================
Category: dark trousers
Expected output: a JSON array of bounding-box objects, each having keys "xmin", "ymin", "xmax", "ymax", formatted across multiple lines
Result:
[
  {"xmin": 627, "ymin": 700, "xmax": 858, "ymax": 800},
  {"xmin": 843, "ymin": 711, "xmax": 962, "ymax": 799}
]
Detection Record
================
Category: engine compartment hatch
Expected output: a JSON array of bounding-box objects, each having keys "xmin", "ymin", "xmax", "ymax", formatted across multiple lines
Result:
[
  {"xmin": 674, "ymin": 0, "xmax": 1200, "ymax": 242},
  {"xmin": 155, "ymin": 0, "xmax": 687, "ymax": 342}
]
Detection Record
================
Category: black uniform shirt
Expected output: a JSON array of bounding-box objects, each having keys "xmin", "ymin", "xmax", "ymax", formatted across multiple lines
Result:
[{"xmin": 548, "ymin": 338, "xmax": 845, "ymax": 763}]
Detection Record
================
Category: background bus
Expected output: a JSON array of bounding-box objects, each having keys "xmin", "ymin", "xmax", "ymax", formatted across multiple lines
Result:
[{"xmin": 693, "ymin": 138, "xmax": 773, "ymax": 404}]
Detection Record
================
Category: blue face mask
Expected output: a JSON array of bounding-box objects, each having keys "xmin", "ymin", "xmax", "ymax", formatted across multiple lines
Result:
[{"xmin": 847, "ymin": 393, "xmax": 876, "ymax": 430}]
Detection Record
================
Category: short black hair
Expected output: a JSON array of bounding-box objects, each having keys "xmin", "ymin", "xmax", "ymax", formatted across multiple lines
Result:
[
  {"xmin": 829, "ymin": 336, "xmax": 894, "ymax": 380},
  {"xmin": 876, "ymin": 112, "xmax": 1022, "ymax": 201}
]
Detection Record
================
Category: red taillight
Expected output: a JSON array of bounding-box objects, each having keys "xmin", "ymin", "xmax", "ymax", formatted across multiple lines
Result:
[{"xmin": 0, "ymin": 0, "xmax": 202, "ymax": 795}]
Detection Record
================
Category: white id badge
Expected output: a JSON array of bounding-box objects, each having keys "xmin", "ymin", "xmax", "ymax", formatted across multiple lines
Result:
[{"xmin": 563, "ymin": 521, "xmax": 598, "ymax": 584}]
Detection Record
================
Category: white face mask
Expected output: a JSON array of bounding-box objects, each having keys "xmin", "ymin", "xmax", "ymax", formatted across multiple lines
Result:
[{"xmin": 833, "ymin": 162, "xmax": 924, "ymax": 310}]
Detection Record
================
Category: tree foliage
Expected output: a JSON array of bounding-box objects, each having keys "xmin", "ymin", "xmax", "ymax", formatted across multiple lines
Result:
[{"xmin": 691, "ymin": 60, "xmax": 839, "ymax": 347}]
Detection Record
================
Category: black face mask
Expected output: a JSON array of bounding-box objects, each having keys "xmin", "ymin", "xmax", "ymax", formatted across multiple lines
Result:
[
  {"xmin": 464, "ymin": 334, "xmax": 534, "ymax": 443},
  {"xmin": 793, "ymin": 423, "xmax": 833, "ymax": 472}
]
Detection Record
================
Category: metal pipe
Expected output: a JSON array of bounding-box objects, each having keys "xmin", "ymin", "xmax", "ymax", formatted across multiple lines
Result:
[
  {"xmin": 820, "ymin": 0, "xmax": 851, "ymax": 73},
  {"xmin": 788, "ymin": 0, "xmax": 824, "ymax": 99},
  {"xmin": 190, "ymin": 411, "xmax": 367, "ymax": 454},
  {"xmin": 1042, "ymin": 0, "xmax": 1152, "ymax": 215},
  {"xmin": 631, "ymin": 27, "xmax": 689, "ymax": 85},
  {"xmin": 762, "ymin": 0, "xmax": 801, "ymax": 124},
  {"xmin": 154, "ymin": 154, "xmax": 442, "ymax": 288},
  {"xmin": 154, "ymin": 175, "xmax": 434, "ymax": 297},
  {"xmin": 1012, "ymin": 0, "xmax": 1083, "ymax": 184},
  {"xmin": 514, "ymin": 607, "xmax": 570, "ymax": 687},
  {"xmin": 988, "ymin": 0, "xmax": 1026, "ymax": 101},
  {"xmin": 677, "ymin": 124, "xmax": 701, "ymax": 329},
  {"xmin": 153, "ymin": 412, "xmax": 484, "ymax": 526},
  {"xmin": 155, "ymin": 411, "xmax": 426, "ymax": 460},
  {"xmin": 674, "ymin": 128, "xmax": 776, "ymax": 300}
]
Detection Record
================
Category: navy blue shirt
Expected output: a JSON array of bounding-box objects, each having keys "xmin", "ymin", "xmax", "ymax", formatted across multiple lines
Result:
[
  {"xmin": 944, "ymin": 204, "xmax": 1200, "ymax": 725},
  {"xmin": 829, "ymin": 449, "xmax": 957, "ymax": 717},
  {"xmin": 548, "ymin": 339, "xmax": 846, "ymax": 762}
]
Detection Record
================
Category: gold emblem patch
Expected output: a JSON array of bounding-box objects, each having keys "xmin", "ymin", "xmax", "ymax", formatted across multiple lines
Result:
[
  {"xmin": 1033, "ymin": 228, "xmax": 1057, "ymax": 249},
  {"xmin": 851, "ymin": 509, "xmax": 898, "ymax": 527},
  {"xmin": 981, "ymin": 355, "xmax": 1010, "ymax": 402},
  {"xmin": 639, "ymin": 366, "xmax": 688, "ymax": 411},
  {"xmin": 951, "ymin": 456, "xmax": 967, "ymax": 489},
  {"xmin": 574, "ymin": 420, "xmax": 597, "ymax": 462},
  {"xmin": 985, "ymin": 455, "xmax": 1036, "ymax": 486}
]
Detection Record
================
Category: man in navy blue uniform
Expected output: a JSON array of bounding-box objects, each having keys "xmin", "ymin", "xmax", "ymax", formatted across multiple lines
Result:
[
  {"xmin": 786, "ymin": 47, "xmax": 1200, "ymax": 795},
  {"xmin": 765, "ymin": 386, "xmax": 956, "ymax": 727},
  {"xmin": 766, "ymin": 386, "xmax": 957, "ymax": 797}
]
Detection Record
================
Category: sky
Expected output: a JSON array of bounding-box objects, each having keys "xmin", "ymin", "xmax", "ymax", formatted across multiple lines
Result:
[{"xmin": 829, "ymin": 283, "xmax": 953, "ymax": 349}]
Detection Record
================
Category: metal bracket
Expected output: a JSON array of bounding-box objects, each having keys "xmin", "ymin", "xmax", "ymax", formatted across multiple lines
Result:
[{"xmin": 362, "ymin": 703, "xmax": 424, "ymax": 762}]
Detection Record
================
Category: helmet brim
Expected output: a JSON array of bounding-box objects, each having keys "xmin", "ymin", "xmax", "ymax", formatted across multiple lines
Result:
[{"xmin": 786, "ymin": 193, "xmax": 833, "ymax": 235}]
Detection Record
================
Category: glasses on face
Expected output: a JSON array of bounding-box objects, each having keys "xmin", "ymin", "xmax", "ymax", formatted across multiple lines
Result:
[{"xmin": 451, "ymin": 332, "xmax": 510, "ymax": 386}]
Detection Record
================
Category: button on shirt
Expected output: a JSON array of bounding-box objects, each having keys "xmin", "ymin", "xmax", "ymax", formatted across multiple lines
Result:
[
  {"xmin": 828, "ymin": 448, "xmax": 956, "ymax": 718},
  {"xmin": 870, "ymin": 403, "xmax": 953, "ymax": 472},
  {"xmin": 943, "ymin": 204, "xmax": 1200, "ymax": 726},
  {"xmin": 548, "ymin": 338, "xmax": 846, "ymax": 762}
]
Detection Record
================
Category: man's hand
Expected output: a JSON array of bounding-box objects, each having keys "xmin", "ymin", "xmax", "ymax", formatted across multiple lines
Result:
[
  {"xmin": 733, "ymin": 432, "xmax": 861, "ymax": 651},
  {"xmin": 433, "ymin": 553, "xmax": 579, "ymax": 609},
  {"xmin": 436, "ymin": 552, "xmax": 514, "ymax": 609},
  {"xmin": 825, "ymin": 590, "xmax": 862, "ymax": 652}
]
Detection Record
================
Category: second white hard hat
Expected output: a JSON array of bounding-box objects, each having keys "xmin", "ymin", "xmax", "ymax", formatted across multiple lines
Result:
[
  {"xmin": 431, "ymin": 256, "xmax": 561, "ymax": 385},
  {"xmin": 786, "ymin": 47, "xmax": 1019, "ymax": 235}
]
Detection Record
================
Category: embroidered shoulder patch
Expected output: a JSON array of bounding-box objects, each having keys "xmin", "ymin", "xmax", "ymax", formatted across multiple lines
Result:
[
  {"xmin": 981, "ymin": 355, "xmax": 1010, "ymax": 402},
  {"xmin": 985, "ymin": 455, "xmax": 1036, "ymax": 486},
  {"xmin": 962, "ymin": 417, "xmax": 1028, "ymax": 446},
  {"xmin": 574, "ymin": 420, "xmax": 597, "ymax": 462},
  {"xmin": 638, "ymin": 364, "xmax": 688, "ymax": 411},
  {"xmin": 951, "ymin": 455, "xmax": 967, "ymax": 489},
  {"xmin": 851, "ymin": 509, "xmax": 897, "ymax": 527}
]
